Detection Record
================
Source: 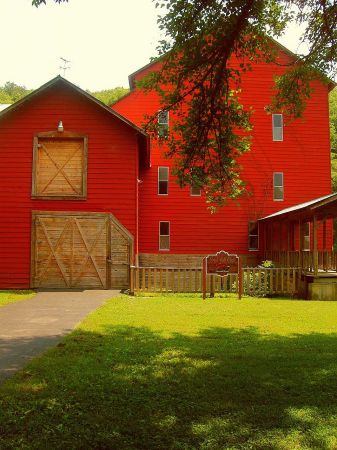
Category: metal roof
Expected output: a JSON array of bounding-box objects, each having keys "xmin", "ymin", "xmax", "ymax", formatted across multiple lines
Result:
[
  {"xmin": 0, "ymin": 76, "xmax": 148, "ymax": 138},
  {"xmin": 259, "ymin": 193, "xmax": 337, "ymax": 221},
  {"xmin": 0, "ymin": 76, "xmax": 150, "ymax": 167}
]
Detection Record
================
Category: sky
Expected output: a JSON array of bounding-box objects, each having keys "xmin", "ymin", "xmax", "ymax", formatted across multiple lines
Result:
[{"xmin": 0, "ymin": 0, "xmax": 307, "ymax": 91}]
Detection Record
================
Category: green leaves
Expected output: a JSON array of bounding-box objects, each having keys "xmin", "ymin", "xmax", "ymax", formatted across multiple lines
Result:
[{"xmin": 145, "ymin": 0, "xmax": 336, "ymax": 207}]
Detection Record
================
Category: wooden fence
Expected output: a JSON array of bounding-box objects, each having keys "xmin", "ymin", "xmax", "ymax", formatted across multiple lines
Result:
[
  {"xmin": 265, "ymin": 251, "xmax": 337, "ymax": 272},
  {"xmin": 130, "ymin": 266, "xmax": 300, "ymax": 296}
]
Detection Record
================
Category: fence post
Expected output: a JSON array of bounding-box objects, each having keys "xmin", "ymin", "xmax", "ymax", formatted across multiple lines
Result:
[
  {"xmin": 238, "ymin": 259, "xmax": 242, "ymax": 299},
  {"xmin": 202, "ymin": 258, "xmax": 207, "ymax": 299},
  {"xmin": 130, "ymin": 266, "xmax": 135, "ymax": 295}
]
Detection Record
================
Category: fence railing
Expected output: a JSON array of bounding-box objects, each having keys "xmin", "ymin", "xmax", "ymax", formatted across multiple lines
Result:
[
  {"xmin": 265, "ymin": 251, "xmax": 337, "ymax": 272},
  {"xmin": 130, "ymin": 266, "xmax": 300, "ymax": 296}
]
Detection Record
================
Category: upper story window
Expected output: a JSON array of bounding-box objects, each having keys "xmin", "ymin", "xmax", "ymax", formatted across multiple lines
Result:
[
  {"xmin": 272, "ymin": 114, "xmax": 283, "ymax": 141},
  {"xmin": 273, "ymin": 172, "xmax": 284, "ymax": 201},
  {"xmin": 248, "ymin": 221, "xmax": 259, "ymax": 250},
  {"xmin": 159, "ymin": 221, "xmax": 170, "ymax": 251},
  {"xmin": 191, "ymin": 184, "xmax": 201, "ymax": 196},
  {"xmin": 158, "ymin": 110, "xmax": 169, "ymax": 138},
  {"xmin": 32, "ymin": 131, "xmax": 87, "ymax": 199},
  {"xmin": 158, "ymin": 166, "xmax": 169, "ymax": 195}
]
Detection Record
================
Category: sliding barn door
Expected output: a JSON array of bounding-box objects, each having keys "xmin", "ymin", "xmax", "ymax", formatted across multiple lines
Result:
[{"xmin": 32, "ymin": 212, "xmax": 108, "ymax": 289}]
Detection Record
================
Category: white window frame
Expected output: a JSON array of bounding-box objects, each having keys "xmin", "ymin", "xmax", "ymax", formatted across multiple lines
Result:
[
  {"xmin": 159, "ymin": 221, "xmax": 170, "ymax": 251},
  {"xmin": 273, "ymin": 172, "xmax": 284, "ymax": 201},
  {"xmin": 158, "ymin": 166, "xmax": 169, "ymax": 196},
  {"xmin": 248, "ymin": 221, "xmax": 259, "ymax": 251},
  {"xmin": 190, "ymin": 184, "xmax": 201, "ymax": 197},
  {"xmin": 272, "ymin": 114, "xmax": 283, "ymax": 141},
  {"xmin": 158, "ymin": 110, "xmax": 169, "ymax": 137}
]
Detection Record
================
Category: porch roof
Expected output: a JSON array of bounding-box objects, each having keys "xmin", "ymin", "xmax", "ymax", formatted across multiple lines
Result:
[{"xmin": 259, "ymin": 192, "xmax": 337, "ymax": 222}]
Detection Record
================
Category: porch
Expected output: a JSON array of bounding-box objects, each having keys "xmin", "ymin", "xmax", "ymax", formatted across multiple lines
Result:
[{"xmin": 259, "ymin": 192, "xmax": 337, "ymax": 300}]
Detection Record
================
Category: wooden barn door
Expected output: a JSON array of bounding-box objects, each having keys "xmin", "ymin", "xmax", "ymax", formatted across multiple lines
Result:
[{"xmin": 32, "ymin": 212, "xmax": 109, "ymax": 289}]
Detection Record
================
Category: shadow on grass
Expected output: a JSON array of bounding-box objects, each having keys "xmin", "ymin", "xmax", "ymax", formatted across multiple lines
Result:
[{"xmin": 1, "ymin": 325, "xmax": 337, "ymax": 449}]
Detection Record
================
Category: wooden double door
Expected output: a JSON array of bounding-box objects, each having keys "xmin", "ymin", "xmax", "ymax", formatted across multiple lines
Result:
[{"xmin": 31, "ymin": 211, "xmax": 132, "ymax": 289}]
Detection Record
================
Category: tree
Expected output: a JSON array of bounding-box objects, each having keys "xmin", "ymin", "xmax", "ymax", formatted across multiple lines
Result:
[
  {"xmin": 32, "ymin": 0, "xmax": 67, "ymax": 6},
  {"xmin": 0, "ymin": 82, "xmax": 32, "ymax": 104},
  {"xmin": 32, "ymin": 0, "xmax": 337, "ymax": 206},
  {"xmin": 140, "ymin": 0, "xmax": 337, "ymax": 207},
  {"xmin": 331, "ymin": 88, "xmax": 337, "ymax": 155},
  {"xmin": 88, "ymin": 87, "xmax": 129, "ymax": 106}
]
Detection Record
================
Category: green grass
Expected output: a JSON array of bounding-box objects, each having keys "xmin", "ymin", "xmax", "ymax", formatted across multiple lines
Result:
[
  {"xmin": 0, "ymin": 290, "xmax": 35, "ymax": 307},
  {"xmin": 1, "ymin": 294, "xmax": 337, "ymax": 449}
]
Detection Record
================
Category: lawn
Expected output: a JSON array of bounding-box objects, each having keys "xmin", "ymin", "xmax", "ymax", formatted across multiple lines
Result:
[
  {"xmin": 0, "ymin": 290, "xmax": 35, "ymax": 307},
  {"xmin": 1, "ymin": 294, "xmax": 337, "ymax": 449}
]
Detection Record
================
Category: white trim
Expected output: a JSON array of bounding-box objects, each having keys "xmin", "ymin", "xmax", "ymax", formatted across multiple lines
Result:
[
  {"xmin": 248, "ymin": 221, "xmax": 259, "ymax": 251},
  {"xmin": 158, "ymin": 166, "xmax": 169, "ymax": 196},
  {"xmin": 159, "ymin": 221, "xmax": 170, "ymax": 251},
  {"xmin": 273, "ymin": 172, "xmax": 284, "ymax": 201},
  {"xmin": 272, "ymin": 113, "xmax": 283, "ymax": 142},
  {"xmin": 158, "ymin": 110, "xmax": 169, "ymax": 137},
  {"xmin": 190, "ymin": 184, "xmax": 201, "ymax": 196}
]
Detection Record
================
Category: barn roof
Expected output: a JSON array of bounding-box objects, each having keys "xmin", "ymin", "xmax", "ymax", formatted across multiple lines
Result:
[
  {"xmin": 127, "ymin": 37, "xmax": 336, "ymax": 91},
  {"xmin": 259, "ymin": 193, "xmax": 337, "ymax": 222},
  {"xmin": 0, "ymin": 76, "xmax": 150, "ymax": 167}
]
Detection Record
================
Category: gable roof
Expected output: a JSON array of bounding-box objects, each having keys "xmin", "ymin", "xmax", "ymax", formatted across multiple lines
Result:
[
  {"xmin": 0, "ymin": 75, "xmax": 147, "ymax": 136},
  {"xmin": 127, "ymin": 38, "xmax": 336, "ymax": 91},
  {"xmin": 0, "ymin": 76, "xmax": 150, "ymax": 167}
]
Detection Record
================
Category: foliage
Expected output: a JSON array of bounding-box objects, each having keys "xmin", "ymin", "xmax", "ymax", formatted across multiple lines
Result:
[
  {"xmin": 87, "ymin": 87, "xmax": 129, "ymax": 106},
  {"xmin": 330, "ymin": 88, "xmax": 337, "ymax": 155},
  {"xmin": 2, "ymin": 295, "xmax": 337, "ymax": 448},
  {"xmin": 260, "ymin": 259, "xmax": 274, "ymax": 268},
  {"xmin": 32, "ymin": 0, "xmax": 67, "ymax": 6},
  {"xmin": 140, "ymin": 0, "xmax": 337, "ymax": 207},
  {"xmin": 0, "ymin": 290, "xmax": 35, "ymax": 307},
  {"xmin": 0, "ymin": 82, "xmax": 32, "ymax": 104}
]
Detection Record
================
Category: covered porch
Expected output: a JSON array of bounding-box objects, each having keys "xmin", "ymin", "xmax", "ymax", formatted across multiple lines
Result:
[{"xmin": 258, "ymin": 193, "xmax": 337, "ymax": 299}]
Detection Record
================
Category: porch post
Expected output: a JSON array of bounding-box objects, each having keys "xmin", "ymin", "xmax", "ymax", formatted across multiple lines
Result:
[
  {"xmin": 298, "ymin": 220, "xmax": 303, "ymax": 270},
  {"xmin": 287, "ymin": 220, "xmax": 290, "ymax": 267},
  {"xmin": 323, "ymin": 219, "xmax": 327, "ymax": 271},
  {"xmin": 313, "ymin": 215, "xmax": 318, "ymax": 276},
  {"xmin": 264, "ymin": 222, "xmax": 267, "ymax": 259}
]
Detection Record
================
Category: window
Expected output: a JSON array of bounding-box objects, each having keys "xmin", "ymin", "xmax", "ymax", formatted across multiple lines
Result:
[
  {"xmin": 248, "ymin": 221, "xmax": 259, "ymax": 250},
  {"xmin": 158, "ymin": 167, "xmax": 169, "ymax": 195},
  {"xmin": 191, "ymin": 184, "xmax": 201, "ymax": 196},
  {"xmin": 32, "ymin": 132, "xmax": 87, "ymax": 199},
  {"xmin": 272, "ymin": 114, "xmax": 283, "ymax": 141},
  {"xmin": 303, "ymin": 222, "xmax": 310, "ymax": 251},
  {"xmin": 190, "ymin": 167, "xmax": 201, "ymax": 196},
  {"xmin": 158, "ymin": 110, "xmax": 169, "ymax": 137},
  {"xmin": 159, "ymin": 221, "xmax": 170, "ymax": 250},
  {"xmin": 273, "ymin": 172, "xmax": 284, "ymax": 201}
]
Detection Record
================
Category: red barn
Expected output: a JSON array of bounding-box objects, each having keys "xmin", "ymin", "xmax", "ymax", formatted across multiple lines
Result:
[
  {"xmin": 0, "ymin": 77, "xmax": 148, "ymax": 289},
  {"xmin": 113, "ymin": 44, "xmax": 334, "ymax": 269},
  {"xmin": 0, "ymin": 40, "xmax": 335, "ymax": 291}
]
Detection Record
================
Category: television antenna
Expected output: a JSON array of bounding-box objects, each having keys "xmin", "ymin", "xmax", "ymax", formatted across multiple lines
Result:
[{"xmin": 59, "ymin": 57, "xmax": 71, "ymax": 77}]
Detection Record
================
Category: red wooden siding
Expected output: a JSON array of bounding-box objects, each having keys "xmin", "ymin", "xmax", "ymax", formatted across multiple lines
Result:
[
  {"xmin": 113, "ymin": 50, "xmax": 333, "ymax": 257},
  {"xmin": 0, "ymin": 82, "xmax": 139, "ymax": 288}
]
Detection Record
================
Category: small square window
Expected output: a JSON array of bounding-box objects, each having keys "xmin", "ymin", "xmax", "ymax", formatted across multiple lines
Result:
[
  {"xmin": 158, "ymin": 167, "xmax": 169, "ymax": 195},
  {"xmin": 159, "ymin": 221, "xmax": 170, "ymax": 250},
  {"xmin": 248, "ymin": 221, "xmax": 259, "ymax": 250},
  {"xmin": 191, "ymin": 183, "xmax": 201, "ymax": 196},
  {"xmin": 272, "ymin": 114, "xmax": 283, "ymax": 141},
  {"xmin": 158, "ymin": 110, "xmax": 169, "ymax": 138},
  {"xmin": 273, "ymin": 172, "xmax": 284, "ymax": 201}
]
